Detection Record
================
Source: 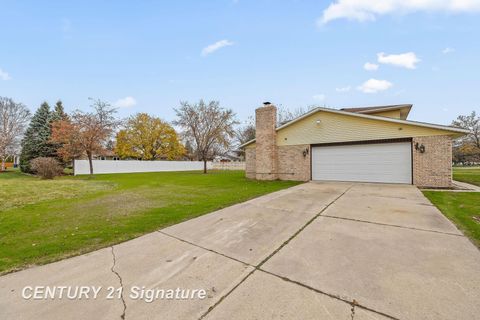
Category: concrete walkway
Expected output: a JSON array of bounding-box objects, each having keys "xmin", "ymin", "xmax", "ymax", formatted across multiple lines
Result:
[
  {"xmin": 1, "ymin": 182, "xmax": 479, "ymax": 320},
  {"xmin": 453, "ymin": 180, "xmax": 480, "ymax": 192}
]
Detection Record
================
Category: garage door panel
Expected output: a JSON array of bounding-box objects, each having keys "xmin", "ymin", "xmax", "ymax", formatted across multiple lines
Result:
[{"xmin": 312, "ymin": 142, "xmax": 412, "ymax": 184}]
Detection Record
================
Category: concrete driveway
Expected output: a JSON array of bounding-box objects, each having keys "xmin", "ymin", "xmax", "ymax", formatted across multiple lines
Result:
[{"xmin": 1, "ymin": 182, "xmax": 479, "ymax": 320}]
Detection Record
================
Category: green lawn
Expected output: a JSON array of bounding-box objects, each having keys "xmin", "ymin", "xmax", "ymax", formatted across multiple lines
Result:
[
  {"xmin": 453, "ymin": 167, "xmax": 480, "ymax": 186},
  {"xmin": 0, "ymin": 170, "xmax": 300, "ymax": 274},
  {"xmin": 423, "ymin": 191, "xmax": 480, "ymax": 247},
  {"xmin": 423, "ymin": 167, "xmax": 480, "ymax": 248}
]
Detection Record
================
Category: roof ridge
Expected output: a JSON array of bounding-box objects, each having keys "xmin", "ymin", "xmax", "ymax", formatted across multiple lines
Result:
[{"xmin": 240, "ymin": 106, "xmax": 468, "ymax": 148}]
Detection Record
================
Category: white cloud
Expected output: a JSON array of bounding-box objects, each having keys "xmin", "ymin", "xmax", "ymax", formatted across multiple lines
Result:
[
  {"xmin": 357, "ymin": 78, "xmax": 393, "ymax": 93},
  {"xmin": 201, "ymin": 40, "xmax": 234, "ymax": 56},
  {"xmin": 442, "ymin": 47, "xmax": 455, "ymax": 54},
  {"xmin": 336, "ymin": 86, "xmax": 351, "ymax": 92},
  {"xmin": 318, "ymin": 0, "xmax": 480, "ymax": 24},
  {"xmin": 313, "ymin": 94, "xmax": 326, "ymax": 101},
  {"xmin": 377, "ymin": 52, "xmax": 420, "ymax": 69},
  {"xmin": 363, "ymin": 62, "xmax": 379, "ymax": 71},
  {"xmin": 0, "ymin": 68, "xmax": 11, "ymax": 80},
  {"xmin": 114, "ymin": 96, "xmax": 137, "ymax": 108}
]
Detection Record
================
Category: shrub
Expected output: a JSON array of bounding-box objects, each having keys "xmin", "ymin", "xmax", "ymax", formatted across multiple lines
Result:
[{"xmin": 30, "ymin": 157, "xmax": 63, "ymax": 179}]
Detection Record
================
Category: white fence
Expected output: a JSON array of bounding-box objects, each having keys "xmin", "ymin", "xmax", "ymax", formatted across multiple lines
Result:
[{"xmin": 73, "ymin": 160, "xmax": 213, "ymax": 175}]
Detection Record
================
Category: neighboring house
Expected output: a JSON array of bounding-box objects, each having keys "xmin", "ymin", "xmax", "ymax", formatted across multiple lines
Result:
[
  {"xmin": 93, "ymin": 150, "xmax": 120, "ymax": 161},
  {"xmin": 1, "ymin": 155, "xmax": 19, "ymax": 169},
  {"xmin": 241, "ymin": 103, "xmax": 468, "ymax": 188},
  {"xmin": 75, "ymin": 150, "xmax": 120, "ymax": 162},
  {"xmin": 213, "ymin": 153, "xmax": 243, "ymax": 162}
]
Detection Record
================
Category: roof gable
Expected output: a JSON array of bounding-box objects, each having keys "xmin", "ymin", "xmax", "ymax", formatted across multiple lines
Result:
[
  {"xmin": 341, "ymin": 104, "xmax": 412, "ymax": 119},
  {"xmin": 241, "ymin": 107, "xmax": 468, "ymax": 148}
]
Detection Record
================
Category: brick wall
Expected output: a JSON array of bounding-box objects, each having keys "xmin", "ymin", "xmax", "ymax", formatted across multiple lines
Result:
[
  {"xmin": 255, "ymin": 105, "xmax": 278, "ymax": 180},
  {"xmin": 277, "ymin": 145, "xmax": 311, "ymax": 181},
  {"xmin": 245, "ymin": 147, "xmax": 256, "ymax": 179},
  {"xmin": 412, "ymin": 135, "xmax": 452, "ymax": 188}
]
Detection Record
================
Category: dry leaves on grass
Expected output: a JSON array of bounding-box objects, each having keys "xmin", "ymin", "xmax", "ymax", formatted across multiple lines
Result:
[
  {"xmin": 0, "ymin": 179, "xmax": 114, "ymax": 212},
  {"xmin": 71, "ymin": 187, "xmax": 197, "ymax": 218}
]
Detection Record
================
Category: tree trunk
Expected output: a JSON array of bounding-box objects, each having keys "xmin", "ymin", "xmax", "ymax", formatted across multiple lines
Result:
[
  {"xmin": 1, "ymin": 157, "xmax": 5, "ymax": 172},
  {"xmin": 87, "ymin": 152, "xmax": 94, "ymax": 175},
  {"xmin": 203, "ymin": 159, "xmax": 207, "ymax": 174}
]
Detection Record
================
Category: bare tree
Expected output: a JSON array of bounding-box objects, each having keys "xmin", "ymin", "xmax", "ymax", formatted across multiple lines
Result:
[
  {"xmin": 277, "ymin": 105, "xmax": 317, "ymax": 126},
  {"xmin": 452, "ymin": 111, "xmax": 480, "ymax": 165},
  {"xmin": 173, "ymin": 100, "xmax": 238, "ymax": 173},
  {"xmin": 236, "ymin": 123, "xmax": 256, "ymax": 145},
  {"xmin": 234, "ymin": 116, "xmax": 256, "ymax": 159},
  {"xmin": 0, "ymin": 97, "xmax": 31, "ymax": 171},
  {"xmin": 51, "ymin": 99, "xmax": 120, "ymax": 175},
  {"xmin": 452, "ymin": 111, "xmax": 480, "ymax": 148}
]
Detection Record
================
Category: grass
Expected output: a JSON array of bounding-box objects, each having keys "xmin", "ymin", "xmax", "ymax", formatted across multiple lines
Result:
[
  {"xmin": 0, "ymin": 169, "xmax": 300, "ymax": 274},
  {"xmin": 0, "ymin": 171, "xmax": 112, "ymax": 211},
  {"xmin": 423, "ymin": 191, "xmax": 480, "ymax": 247},
  {"xmin": 423, "ymin": 167, "xmax": 480, "ymax": 248},
  {"xmin": 453, "ymin": 167, "xmax": 480, "ymax": 186}
]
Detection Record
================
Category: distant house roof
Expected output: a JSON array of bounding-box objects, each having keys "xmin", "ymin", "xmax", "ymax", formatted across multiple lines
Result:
[
  {"xmin": 96, "ymin": 149, "xmax": 117, "ymax": 157},
  {"xmin": 214, "ymin": 152, "xmax": 242, "ymax": 161}
]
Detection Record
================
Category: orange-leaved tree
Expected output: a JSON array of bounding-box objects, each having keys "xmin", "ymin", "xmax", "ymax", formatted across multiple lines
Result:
[{"xmin": 51, "ymin": 99, "xmax": 119, "ymax": 175}]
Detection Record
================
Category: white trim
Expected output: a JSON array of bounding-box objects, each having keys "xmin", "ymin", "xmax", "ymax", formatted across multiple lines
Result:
[
  {"xmin": 240, "ymin": 107, "xmax": 469, "ymax": 148},
  {"xmin": 355, "ymin": 104, "xmax": 412, "ymax": 114},
  {"xmin": 239, "ymin": 139, "xmax": 256, "ymax": 148}
]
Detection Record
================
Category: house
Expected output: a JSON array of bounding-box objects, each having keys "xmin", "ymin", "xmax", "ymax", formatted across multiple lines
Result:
[
  {"xmin": 213, "ymin": 153, "xmax": 243, "ymax": 162},
  {"xmin": 93, "ymin": 150, "xmax": 120, "ymax": 161},
  {"xmin": 1, "ymin": 154, "xmax": 20, "ymax": 169},
  {"xmin": 241, "ymin": 102, "xmax": 468, "ymax": 188}
]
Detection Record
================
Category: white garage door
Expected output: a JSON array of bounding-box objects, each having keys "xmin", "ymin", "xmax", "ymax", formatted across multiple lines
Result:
[{"xmin": 311, "ymin": 141, "xmax": 412, "ymax": 184}]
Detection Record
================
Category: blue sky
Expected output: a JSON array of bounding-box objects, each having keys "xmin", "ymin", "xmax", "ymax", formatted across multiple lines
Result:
[{"xmin": 0, "ymin": 0, "xmax": 479, "ymax": 125}]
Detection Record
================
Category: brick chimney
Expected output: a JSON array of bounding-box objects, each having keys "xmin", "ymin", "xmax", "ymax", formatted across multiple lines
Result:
[{"xmin": 255, "ymin": 102, "xmax": 278, "ymax": 180}]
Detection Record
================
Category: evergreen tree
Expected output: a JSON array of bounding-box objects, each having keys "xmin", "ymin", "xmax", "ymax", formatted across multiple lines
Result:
[
  {"xmin": 51, "ymin": 100, "xmax": 68, "ymax": 122},
  {"xmin": 20, "ymin": 102, "xmax": 56, "ymax": 172},
  {"xmin": 49, "ymin": 100, "xmax": 70, "ymax": 166}
]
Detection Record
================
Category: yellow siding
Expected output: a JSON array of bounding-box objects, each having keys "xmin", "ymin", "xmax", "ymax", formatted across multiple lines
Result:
[
  {"xmin": 276, "ymin": 111, "xmax": 459, "ymax": 146},
  {"xmin": 368, "ymin": 109, "xmax": 401, "ymax": 119}
]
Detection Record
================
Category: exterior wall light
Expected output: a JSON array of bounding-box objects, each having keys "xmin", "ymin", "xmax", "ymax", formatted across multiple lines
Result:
[
  {"xmin": 316, "ymin": 119, "xmax": 321, "ymax": 125},
  {"xmin": 415, "ymin": 142, "xmax": 426, "ymax": 153}
]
